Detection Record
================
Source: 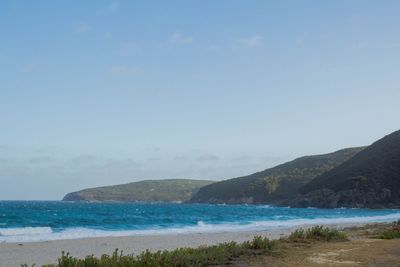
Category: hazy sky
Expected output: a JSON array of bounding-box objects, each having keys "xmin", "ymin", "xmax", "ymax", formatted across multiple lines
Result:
[{"xmin": 1, "ymin": 1, "xmax": 399, "ymax": 200}]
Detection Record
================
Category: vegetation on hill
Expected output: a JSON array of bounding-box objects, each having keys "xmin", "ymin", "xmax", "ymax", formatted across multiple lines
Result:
[
  {"xmin": 63, "ymin": 129, "xmax": 400, "ymax": 208},
  {"xmin": 189, "ymin": 147, "xmax": 364, "ymax": 204},
  {"xmin": 62, "ymin": 179, "xmax": 214, "ymax": 202},
  {"xmin": 296, "ymin": 130, "xmax": 400, "ymax": 208}
]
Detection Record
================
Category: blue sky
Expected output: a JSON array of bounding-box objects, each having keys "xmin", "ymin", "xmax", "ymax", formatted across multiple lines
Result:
[{"xmin": 1, "ymin": 0, "xmax": 400, "ymax": 200}]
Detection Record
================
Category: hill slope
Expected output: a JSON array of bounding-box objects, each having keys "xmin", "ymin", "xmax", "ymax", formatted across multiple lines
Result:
[
  {"xmin": 189, "ymin": 147, "xmax": 364, "ymax": 204},
  {"xmin": 63, "ymin": 179, "xmax": 214, "ymax": 202},
  {"xmin": 293, "ymin": 130, "xmax": 400, "ymax": 208}
]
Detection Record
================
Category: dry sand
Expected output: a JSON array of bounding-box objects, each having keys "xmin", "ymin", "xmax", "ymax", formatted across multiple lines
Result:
[
  {"xmin": 0, "ymin": 223, "xmax": 371, "ymax": 267},
  {"xmin": 0, "ymin": 228, "xmax": 291, "ymax": 266}
]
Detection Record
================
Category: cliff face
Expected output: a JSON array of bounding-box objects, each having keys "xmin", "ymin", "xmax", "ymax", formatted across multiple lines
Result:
[
  {"xmin": 291, "ymin": 130, "xmax": 400, "ymax": 208},
  {"xmin": 63, "ymin": 179, "xmax": 214, "ymax": 202},
  {"xmin": 189, "ymin": 147, "xmax": 364, "ymax": 204}
]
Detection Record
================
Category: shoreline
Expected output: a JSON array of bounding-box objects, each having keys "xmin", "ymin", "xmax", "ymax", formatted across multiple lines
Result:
[
  {"xmin": 0, "ymin": 221, "xmax": 376, "ymax": 267},
  {"xmin": 2, "ymin": 212, "xmax": 400, "ymax": 244}
]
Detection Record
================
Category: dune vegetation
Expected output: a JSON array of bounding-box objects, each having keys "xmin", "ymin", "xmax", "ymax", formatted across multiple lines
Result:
[
  {"xmin": 23, "ymin": 226, "xmax": 348, "ymax": 267},
  {"xmin": 30, "ymin": 236, "xmax": 278, "ymax": 267},
  {"xmin": 288, "ymin": 225, "xmax": 348, "ymax": 242},
  {"xmin": 376, "ymin": 220, "xmax": 400, "ymax": 239}
]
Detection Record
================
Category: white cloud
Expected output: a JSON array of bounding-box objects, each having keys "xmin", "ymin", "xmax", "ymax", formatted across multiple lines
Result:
[
  {"xmin": 76, "ymin": 24, "xmax": 91, "ymax": 33},
  {"xmin": 238, "ymin": 34, "xmax": 263, "ymax": 48},
  {"xmin": 167, "ymin": 31, "xmax": 193, "ymax": 45}
]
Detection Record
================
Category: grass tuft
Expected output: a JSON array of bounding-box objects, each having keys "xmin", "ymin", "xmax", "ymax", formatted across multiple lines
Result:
[
  {"xmin": 378, "ymin": 220, "xmax": 400, "ymax": 239},
  {"xmin": 288, "ymin": 225, "xmax": 348, "ymax": 242},
  {"xmin": 25, "ymin": 225, "xmax": 352, "ymax": 267},
  {"xmin": 34, "ymin": 235, "xmax": 277, "ymax": 267}
]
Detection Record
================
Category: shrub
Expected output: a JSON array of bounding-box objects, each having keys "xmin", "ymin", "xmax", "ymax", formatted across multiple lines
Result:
[
  {"xmin": 242, "ymin": 235, "xmax": 278, "ymax": 251},
  {"xmin": 288, "ymin": 228, "xmax": 305, "ymax": 240},
  {"xmin": 26, "ymin": 226, "xmax": 349, "ymax": 267},
  {"xmin": 32, "ymin": 235, "xmax": 277, "ymax": 267},
  {"xmin": 289, "ymin": 225, "xmax": 348, "ymax": 242},
  {"xmin": 378, "ymin": 220, "xmax": 400, "ymax": 239}
]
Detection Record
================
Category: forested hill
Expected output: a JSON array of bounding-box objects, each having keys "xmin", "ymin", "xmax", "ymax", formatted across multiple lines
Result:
[
  {"xmin": 62, "ymin": 130, "xmax": 400, "ymax": 208},
  {"xmin": 293, "ymin": 130, "xmax": 400, "ymax": 208},
  {"xmin": 189, "ymin": 147, "xmax": 364, "ymax": 204},
  {"xmin": 63, "ymin": 179, "xmax": 214, "ymax": 202}
]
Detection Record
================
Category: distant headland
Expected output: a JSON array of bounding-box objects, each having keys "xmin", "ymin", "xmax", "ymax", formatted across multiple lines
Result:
[{"xmin": 64, "ymin": 130, "xmax": 400, "ymax": 208}]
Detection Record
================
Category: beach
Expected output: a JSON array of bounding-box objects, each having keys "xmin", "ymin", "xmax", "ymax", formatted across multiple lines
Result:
[
  {"xmin": 0, "ymin": 229, "xmax": 287, "ymax": 267},
  {"xmin": 2, "ymin": 201, "xmax": 400, "ymax": 266},
  {"xmin": 0, "ymin": 222, "xmax": 370, "ymax": 267}
]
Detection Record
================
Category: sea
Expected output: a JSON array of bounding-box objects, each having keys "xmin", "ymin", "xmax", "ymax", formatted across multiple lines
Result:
[{"xmin": 1, "ymin": 201, "xmax": 400, "ymax": 243}]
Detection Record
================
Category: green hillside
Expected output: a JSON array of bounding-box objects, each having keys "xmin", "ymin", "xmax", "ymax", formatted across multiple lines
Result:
[
  {"xmin": 295, "ymin": 130, "xmax": 400, "ymax": 208},
  {"xmin": 63, "ymin": 179, "xmax": 214, "ymax": 202},
  {"xmin": 189, "ymin": 147, "xmax": 364, "ymax": 204}
]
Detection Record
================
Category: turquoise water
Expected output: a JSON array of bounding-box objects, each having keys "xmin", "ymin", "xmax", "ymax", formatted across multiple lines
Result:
[{"xmin": 1, "ymin": 201, "xmax": 400, "ymax": 243}]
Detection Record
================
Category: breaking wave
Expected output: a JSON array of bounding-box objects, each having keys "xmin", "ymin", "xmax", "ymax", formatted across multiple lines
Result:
[{"xmin": 1, "ymin": 212, "xmax": 400, "ymax": 243}]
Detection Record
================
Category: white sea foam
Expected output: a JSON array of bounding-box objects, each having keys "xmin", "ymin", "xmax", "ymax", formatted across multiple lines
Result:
[
  {"xmin": 256, "ymin": 205, "xmax": 272, "ymax": 209},
  {"xmin": 0, "ymin": 227, "xmax": 53, "ymax": 236},
  {"xmin": 1, "ymin": 213, "xmax": 400, "ymax": 243}
]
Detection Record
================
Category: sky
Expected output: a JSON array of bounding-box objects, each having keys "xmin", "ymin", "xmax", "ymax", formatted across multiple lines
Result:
[{"xmin": 0, "ymin": 0, "xmax": 400, "ymax": 200}]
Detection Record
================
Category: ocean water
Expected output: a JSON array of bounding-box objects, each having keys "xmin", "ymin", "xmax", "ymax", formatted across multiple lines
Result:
[{"xmin": 1, "ymin": 201, "xmax": 400, "ymax": 243}]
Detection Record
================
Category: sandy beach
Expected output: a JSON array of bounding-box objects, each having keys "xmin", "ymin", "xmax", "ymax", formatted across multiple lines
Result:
[
  {"xmin": 0, "ymin": 222, "xmax": 366, "ymax": 267},
  {"xmin": 0, "ymin": 230, "xmax": 284, "ymax": 267}
]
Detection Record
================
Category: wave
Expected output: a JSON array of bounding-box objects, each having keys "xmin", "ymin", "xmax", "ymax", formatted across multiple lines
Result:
[
  {"xmin": 0, "ymin": 227, "xmax": 53, "ymax": 236},
  {"xmin": 1, "ymin": 212, "xmax": 400, "ymax": 243}
]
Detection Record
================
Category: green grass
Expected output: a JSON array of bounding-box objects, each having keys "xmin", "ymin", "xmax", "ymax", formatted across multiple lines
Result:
[
  {"xmin": 36, "ymin": 236, "xmax": 277, "ymax": 267},
  {"xmin": 377, "ymin": 220, "xmax": 400, "ymax": 239},
  {"xmin": 288, "ymin": 225, "xmax": 348, "ymax": 242}
]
